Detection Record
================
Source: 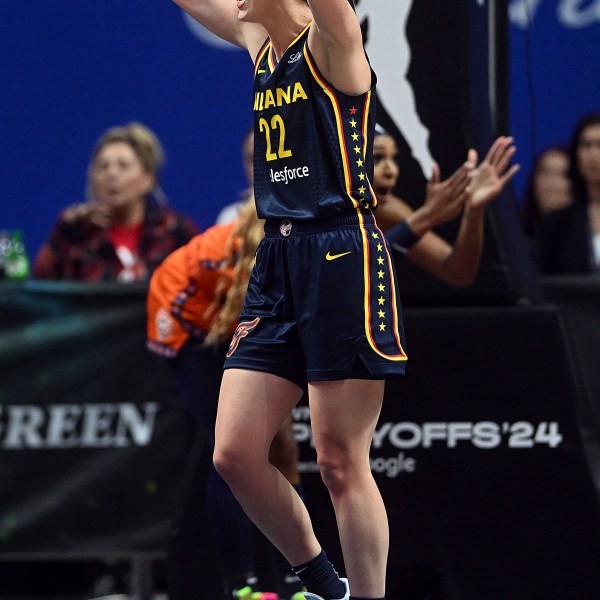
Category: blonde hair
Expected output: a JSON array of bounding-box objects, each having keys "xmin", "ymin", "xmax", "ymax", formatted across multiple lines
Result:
[
  {"xmin": 87, "ymin": 122, "xmax": 166, "ymax": 202},
  {"xmin": 204, "ymin": 195, "xmax": 265, "ymax": 345}
]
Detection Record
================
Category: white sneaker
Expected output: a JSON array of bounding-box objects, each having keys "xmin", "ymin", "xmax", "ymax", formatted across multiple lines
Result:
[{"xmin": 301, "ymin": 577, "xmax": 349, "ymax": 600}]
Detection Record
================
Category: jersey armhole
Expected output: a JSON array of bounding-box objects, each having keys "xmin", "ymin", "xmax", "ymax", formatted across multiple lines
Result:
[
  {"xmin": 253, "ymin": 37, "xmax": 271, "ymax": 72},
  {"xmin": 304, "ymin": 40, "xmax": 377, "ymax": 97}
]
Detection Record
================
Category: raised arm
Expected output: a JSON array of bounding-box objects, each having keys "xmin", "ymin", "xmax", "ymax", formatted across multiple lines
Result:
[
  {"xmin": 307, "ymin": 0, "xmax": 371, "ymax": 94},
  {"xmin": 171, "ymin": 0, "xmax": 267, "ymax": 59}
]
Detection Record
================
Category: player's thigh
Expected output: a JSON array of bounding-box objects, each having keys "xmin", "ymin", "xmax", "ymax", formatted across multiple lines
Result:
[
  {"xmin": 308, "ymin": 378, "xmax": 385, "ymax": 458},
  {"xmin": 215, "ymin": 368, "xmax": 303, "ymax": 459}
]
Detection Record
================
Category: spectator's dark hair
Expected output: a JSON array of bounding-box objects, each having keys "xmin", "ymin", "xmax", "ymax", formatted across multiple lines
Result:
[{"xmin": 568, "ymin": 111, "xmax": 600, "ymax": 205}]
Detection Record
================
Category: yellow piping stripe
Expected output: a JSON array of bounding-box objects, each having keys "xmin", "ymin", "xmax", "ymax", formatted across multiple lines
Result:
[
  {"xmin": 361, "ymin": 94, "xmax": 377, "ymax": 208},
  {"xmin": 265, "ymin": 22, "xmax": 312, "ymax": 74},
  {"xmin": 291, "ymin": 22, "xmax": 312, "ymax": 48},
  {"xmin": 361, "ymin": 219, "xmax": 407, "ymax": 361},
  {"xmin": 254, "ymin": 41, "xmax": 271, "ymax": 77},
  {"xmin": 380, "ymin": 225, "xmax": 406, "ymax": 356},
  {"xmin": 360, "ymin": 211, "xmax": 374, "ymax": 353},
  {"xmin": 268, "ymin": 46, "xmax": 276, "ymax": 72},
  {"xmin": 304, "ymin": 47, "xmax": 358, "ymax": 208},
  {"xmin": 361, "ymin": 94, "xmax": 370, "ymax": 156}
]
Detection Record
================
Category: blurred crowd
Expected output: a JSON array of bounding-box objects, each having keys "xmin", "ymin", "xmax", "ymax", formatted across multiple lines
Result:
[{"xmin": 520, "ymin": 111, "xmax": 600, "ymax": 276}]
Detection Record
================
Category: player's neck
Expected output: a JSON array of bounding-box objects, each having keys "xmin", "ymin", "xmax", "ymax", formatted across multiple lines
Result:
[{"xmin": 265, "ymin": 7, "xmax": 311, "ymax": 61}]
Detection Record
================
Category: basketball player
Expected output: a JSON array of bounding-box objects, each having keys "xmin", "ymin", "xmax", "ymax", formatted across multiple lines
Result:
[{"xmin": 169, "ymin": 1, "xmax": 467, "ymax": 599}]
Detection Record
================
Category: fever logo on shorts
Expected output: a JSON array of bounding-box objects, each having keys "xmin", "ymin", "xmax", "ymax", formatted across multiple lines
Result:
[
  {"xmin": 280, "ymin": 219, "xmax": 293, "ymax": 237},
  {"xmin": 227, "ymin": 317, "xmax": 261, "ymax": 357}
]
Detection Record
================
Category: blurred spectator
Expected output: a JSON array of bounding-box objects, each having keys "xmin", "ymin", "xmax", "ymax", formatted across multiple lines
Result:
[
  {"xmin": 215, "ymin": 127, "xmax": 254, "ymax": 225},
  {"xmin": 33, "ymin": 122, "xmax": 198, "ymax": 281},
  {"xmin": 521, "ymin": 145, "xmax": 572, "ymax": 237},
  {"xmin": 537, "ymin": 111, "xmax": 600, "ymax": 274}
]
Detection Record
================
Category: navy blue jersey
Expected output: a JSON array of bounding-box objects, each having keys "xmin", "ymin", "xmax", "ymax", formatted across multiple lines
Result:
[{"xmin": 252, "ymin": 23, "xmax": 378, "ymax": 220}]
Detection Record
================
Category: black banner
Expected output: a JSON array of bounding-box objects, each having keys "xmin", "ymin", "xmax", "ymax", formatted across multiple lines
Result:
[
  {"xmin": 0, "ymin": 281, "xmax": 192, "ymax": 557},
  {"xmin": 2, "ymin": 284, "xmax": 600, "ymax": 598}
]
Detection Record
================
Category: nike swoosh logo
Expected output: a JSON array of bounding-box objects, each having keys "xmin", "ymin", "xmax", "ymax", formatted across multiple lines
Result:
[{"xmin": 326, "ymin": 251, "xmax": 352, "ymax": 261}]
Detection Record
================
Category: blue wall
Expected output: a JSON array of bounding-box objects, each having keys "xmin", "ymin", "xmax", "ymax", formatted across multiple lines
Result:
[
  {"xmin": 509, "ymin": 0, "xmax": 600, "ymax": 199},
  {"xmin": 0, "ymin": 1, "xmax": 253, "ymax": 258}
]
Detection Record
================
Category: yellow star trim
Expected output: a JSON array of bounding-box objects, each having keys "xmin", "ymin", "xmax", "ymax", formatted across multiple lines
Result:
[
  {"xmin": 378, "ymin": 283, "xmax": 385, "ymax": 291},
  {"xmin": 378, "ymin": 297, "xmax": 385, "ymax": 306},
  {"xmin": 377, "ymin": 243, "xmax": 383, "ymax": 252},
  {"xmin": 378, "ymin": 310, "xmax": 385, "ymax": 318},
  {"xmin": 371, "ymin": 232, "xmax": 379, "ymax": 239},
  {"xmin": 358, "ymin": 172, "xmax": 366, "ymax": 180},
  {"xmin": 357, "ymin": 158, "xmax": 364, "ymax": 167},
  {"xmin": 350, "ymin": 119, "xmax": 357, "ymax": 128},
  {"xmin": 378, "ymin": 270, "xmax": 385, "ymax": 278},
  {"xmin": 379, "ymin": 322, "xmax": 387, "ymax": 331},
  {"xmin": 354, "ymin": 146, "xmax": 361, "ymax": 154},
  {"xmin": 358, "ymin": 186, "xmax": 366, "ymax": 194},
  {"xmin": 352, "ymin": 132, "xmax": 359, "ymax": 141}
]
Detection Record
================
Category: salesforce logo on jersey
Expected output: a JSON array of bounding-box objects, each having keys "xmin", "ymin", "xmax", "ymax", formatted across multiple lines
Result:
[{"xmin": 270, "ymin": 164, "xmax": 311, "ymax": 186}]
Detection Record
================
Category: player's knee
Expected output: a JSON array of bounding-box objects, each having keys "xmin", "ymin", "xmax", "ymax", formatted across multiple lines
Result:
[
  {"xmin": 317, "ymin": 451, "xmax": 351, "ymax": 498},
  {"xmin": 213, "ymin": 444, "xmax": 244, "ymax": 485}
]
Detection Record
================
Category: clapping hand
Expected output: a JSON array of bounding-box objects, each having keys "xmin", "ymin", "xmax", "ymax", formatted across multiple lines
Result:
[
  {"xmin": 466, "ymin": 136, "xmax": 520, "ymax": 209},
  {"xmin": 415, "ymin": 149, "xmax": 477, "ymax": 231}
]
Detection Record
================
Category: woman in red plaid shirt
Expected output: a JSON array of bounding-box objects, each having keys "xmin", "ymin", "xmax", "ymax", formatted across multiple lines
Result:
[{"xmin": 33, "ymin": 122, "xmax": 198, "ymax": 282}]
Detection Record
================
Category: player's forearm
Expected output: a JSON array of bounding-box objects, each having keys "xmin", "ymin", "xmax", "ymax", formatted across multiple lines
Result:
[
  {"xmin": 171, "ymin": 0, "xmax": 209, "ymax": 19},
  {"xmin": 171, "ymin": 0, "xmax": 247, "ymax": 48}
]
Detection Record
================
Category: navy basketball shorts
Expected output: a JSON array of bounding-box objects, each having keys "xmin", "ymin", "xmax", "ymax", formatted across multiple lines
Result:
[{"xmin": 224, "ymin": 212, "xmax": 407, "ymax": 387}]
